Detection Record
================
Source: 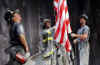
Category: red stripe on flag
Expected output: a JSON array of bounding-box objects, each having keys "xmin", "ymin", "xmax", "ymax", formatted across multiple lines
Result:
[
  {"xmin": 54, "ymin": 0, "xmax": 64, "ymax": 40},
  {"xmin": 65, "ymin": 5, "xmax": 68, "ymax": 15},
  {"xmin": 66, "ymin": 19, "xmax": 70, "ymax": 25},
  {"xmin": 65, "ymin": 39, "xmax": 71, "ymax": 52},
  {"xmin": 60, "ymin": 20, "xmax": 66, "ymax": 43},
  {"xmin": 54, "ymin": 22, "xmax": 60, "ymax": 39},
  {"xmin": 54, "ymin": 0, "xmax": 72, "ymax": 52},
  {"xmin": 54, "ymin": 0, "xmax": 59, "ymax": 3},
  {"xmin": 54, "ymin": 7, "xmax": 58, "ymax": 12}
]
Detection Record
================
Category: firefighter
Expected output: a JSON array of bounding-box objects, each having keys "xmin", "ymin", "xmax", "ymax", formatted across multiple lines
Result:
[
  {"xmin": 4, "ymin": 9, "xmax": 30, "ymax": 65},
  {"xmin": 41, "ymin": 19, "xmax": 55, "ymax": 58}
]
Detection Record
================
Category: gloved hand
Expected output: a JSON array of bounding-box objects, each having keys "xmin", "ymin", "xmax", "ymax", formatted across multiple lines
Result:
[
  {"xmin": 24, "ymin": 52, "xmax": 30, "ymax": 59},
  {"xmin": 71, "ymin": 33, "xmax": 76, "ymax": 38},
  {"xmin": 73, "ymin": 39, "xmax": 78, "ymax": 44}
]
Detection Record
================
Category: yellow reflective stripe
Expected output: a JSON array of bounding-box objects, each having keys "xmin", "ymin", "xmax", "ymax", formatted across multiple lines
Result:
[
  {"xmin": 43, "ymin": 48, "xmax": 57, "ymax": 58},
  {"xmin": 48, "ymin": 31, "xmax": 51, "ymax": 35},
  {"xmin": 48, "ymin": 37, "xmax": 53, "ymax": 40},
  {"xmin": 42, "ymin": 39, "xmax": 47, "ymax": 43},
  {"xmin": 42, "ymin": 37, "xmax": 53, "ymax": 43},
  {"xmin": 43, "ymin": 51, "xmax": 54, "ymax": 57}
]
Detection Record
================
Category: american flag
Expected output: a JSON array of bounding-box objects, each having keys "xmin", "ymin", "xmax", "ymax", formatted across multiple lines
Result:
[{"xmin": 54, "ymin": 0, "xmax": 72, "ymax": 52}]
